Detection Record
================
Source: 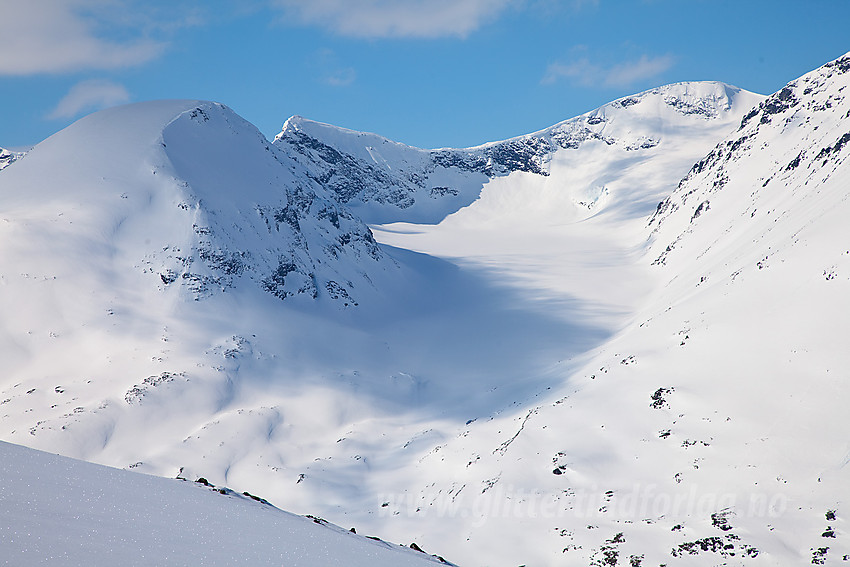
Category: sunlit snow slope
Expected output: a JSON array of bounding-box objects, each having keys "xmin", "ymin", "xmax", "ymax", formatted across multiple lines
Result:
[
  {"xmin": 346, "ymin": 54, "xmax": 850, "ymax": 566},
  {"xmin": 0, "ymin": 440, "xmax": 450, "ymax": 566}
]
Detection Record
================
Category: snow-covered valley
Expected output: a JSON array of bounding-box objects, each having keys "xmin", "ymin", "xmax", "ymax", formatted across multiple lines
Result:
[{"xmin": 1, "ymin": 53, "xmax": 849, "ymax": 566}]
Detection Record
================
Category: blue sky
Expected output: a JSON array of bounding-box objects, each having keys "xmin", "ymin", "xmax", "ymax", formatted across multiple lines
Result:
[{"xmin": 1, "ymin": 0, "xmax": 848, "ymax": 150}]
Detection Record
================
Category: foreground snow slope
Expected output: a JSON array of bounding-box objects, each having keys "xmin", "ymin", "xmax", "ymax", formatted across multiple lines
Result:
[{"xmin": 0, "ymin": 440, "xmax": 449, "ymax": 566}]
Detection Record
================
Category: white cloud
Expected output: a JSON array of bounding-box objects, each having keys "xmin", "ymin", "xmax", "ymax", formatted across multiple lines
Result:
[
  {"xmin": 0, "ymin": 0, "xmax": 177, "ymax": 75},
  {"xmin": 271, "ymin": 0, "xmax": 514, "ymax": 39},
  {"xmin": 311, "ymin": 49, "xmax": 357, "ymax": 87},
  {"xmin": 543, "ymin": 54, "xmax": 675, "ymax": 88},
  {"xmin": 605, "ymin": 54, "xmax": 675, "ymax": 87},
  {"xmin": 324, "ymin": 68, "xmax": 357, "ymax": 87},
  {"xmin": 542, "ymin": 59, "xmax": 595, "ymax": 86},
  {"xmin": 47, "ymin": 79, "xmax": 131, "ymax": 119}
]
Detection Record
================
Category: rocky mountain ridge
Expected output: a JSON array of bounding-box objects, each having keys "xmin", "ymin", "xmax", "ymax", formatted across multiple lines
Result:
[
  {"xmin": 0, "ymin": 146, "xmax": 24, "ymax": 171},
  {"xmin": 274, "ymin": 81, "xmax": 761, "ymax": 224},
  {"xmin": 0, "ymin": 101, "xmax": 395, "ymax": 309}
]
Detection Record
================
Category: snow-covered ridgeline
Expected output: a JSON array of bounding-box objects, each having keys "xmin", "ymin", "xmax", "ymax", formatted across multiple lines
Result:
[
  {"xmin": 274, "ymin": 82, "xmax": 763, "ymax": 225},
  {"xmin": 0, "ymin": 101, "xmax": 395, "ymax": 307}
]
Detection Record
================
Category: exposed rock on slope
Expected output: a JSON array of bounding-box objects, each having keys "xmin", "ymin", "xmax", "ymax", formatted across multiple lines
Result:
[
  {"xmin": 0, "ymin": 146, "xmax": 23, "ymax": 171},
  {"xmin": 649, "ymin": 53, "xmax": 850, "ymax": 268}
]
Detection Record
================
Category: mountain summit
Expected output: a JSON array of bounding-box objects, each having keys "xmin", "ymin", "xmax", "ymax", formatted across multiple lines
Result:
[{"xmin": 0, "ymin": 100, "xmax": 394, "ymax": 306}]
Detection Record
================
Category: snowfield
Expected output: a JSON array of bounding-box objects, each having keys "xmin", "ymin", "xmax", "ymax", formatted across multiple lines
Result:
[
  {"xmin": 1, "ymin": 52, "xmax": 849, "ymax": 565},
  {"xmin": 0, "ymin": 440, "xmax": 450, "ymax": 566}
]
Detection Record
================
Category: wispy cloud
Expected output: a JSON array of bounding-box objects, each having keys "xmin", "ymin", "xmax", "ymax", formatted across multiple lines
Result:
[
  {"xmin": 324, "ymin": 68, "xmax": 357, "ymax": 87},
  {"xmin": 311, "ymin": 49, "xmax": 357, "ymax": 87},
  {"xmin": 47, "ymin": 79, "xmax": 131, "ymax": 119},
  {"xmin": 543, "ymin": 53, "xmax": 675, "ymax": 88},
  {"xmin": 0, "ymin": 0, "xmax": 198, "ymax": 75},
  {"xmin": 271, "ymin": 0, "xmax": 515, "ymax": 39},
  {"xmin": 606, "ymin": 54, "xmax": 675, "ymax": 87}
]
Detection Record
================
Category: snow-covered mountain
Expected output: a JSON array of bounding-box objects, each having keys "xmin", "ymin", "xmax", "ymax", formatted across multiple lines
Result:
[
  {"xmin": 0, "ymin": 440, "xmax": 451, "ymax": 566},
  {"xmin": 2, "ymin": 51, "xmax": 849, "ymax": 566},
  {"xmin": 1, "ymin": 101, "xmax": 393, "ymax": 307},
  {"xmin": 355, "ymin": 53, "xmax": 850, "ymax": 566},
  {"xmin": 274, "ymin": 82, "xmax": 761, "ymax": 225},
  {"xmin": 0, "ymin": 84, "xmax": 760, "ymax": 563}
]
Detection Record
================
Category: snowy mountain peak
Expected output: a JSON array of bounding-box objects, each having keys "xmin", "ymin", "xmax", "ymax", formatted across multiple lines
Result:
[
  {"xmin": 542, "ymin": 81, "xmax": 746, "ymax": 136},
  {"xmin": 279, "ymin": 114, "xmax": 408, "ymax": 153},
  {"xmin": 0, "ymin": 100, "xmax": 393, "ymax": 307},
  {"xmin": 625, "ymin": 80, "xmax": 740, "ymax": 115},
  {"xmin": 648, "ymin": 51, "xmax": 850, "ymax": 269},
  {"xmin": 158, "ymin": 101, "xmax": 393, "ymax": 304}
]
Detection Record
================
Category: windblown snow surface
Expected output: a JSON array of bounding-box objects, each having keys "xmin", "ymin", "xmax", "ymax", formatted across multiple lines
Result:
[
  {"xmin": 0, "ymin": 440, "xmax": 450, "ymax": 566},
  {"xmin": 1, "ymin": 52, "xmax": 849, "ymax": 566}
]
